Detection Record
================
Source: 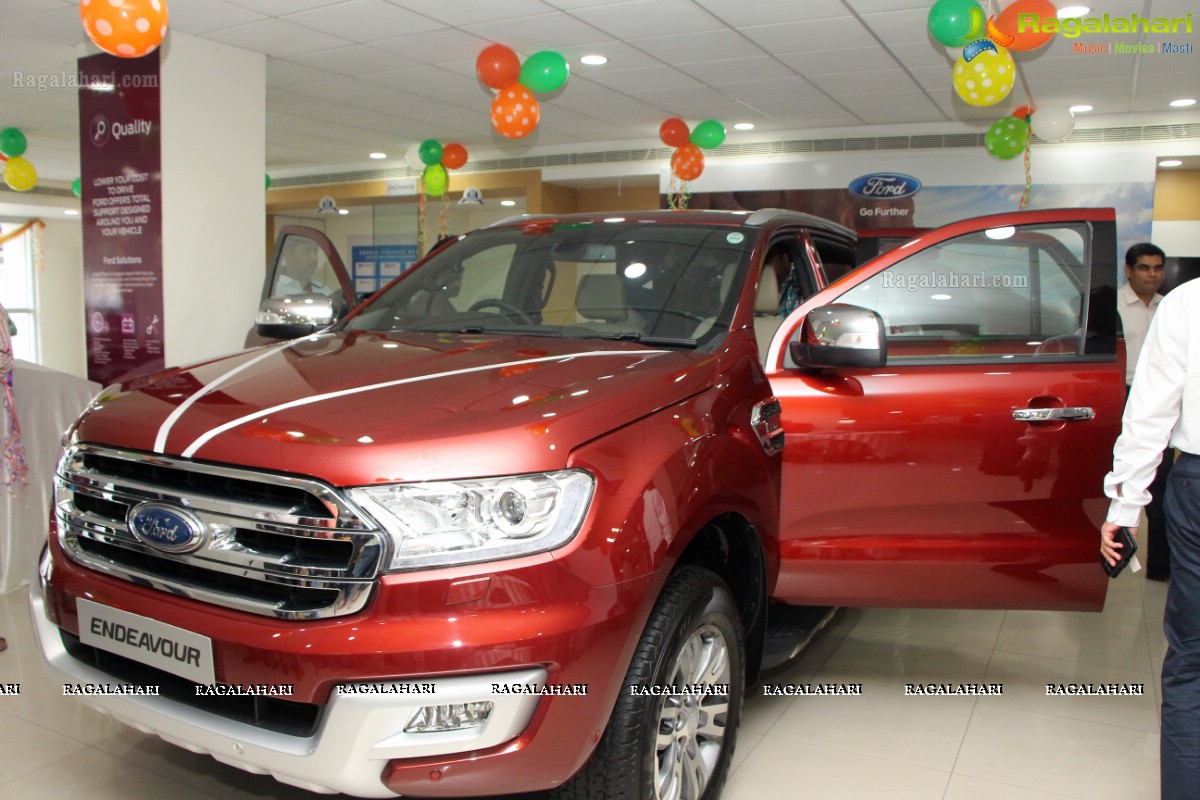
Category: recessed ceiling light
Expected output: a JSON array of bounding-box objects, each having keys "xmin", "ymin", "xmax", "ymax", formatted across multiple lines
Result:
[
  {"xmin": 369, "ymin": 152, "xmax": 386, "ymax": 159},
  {"xmin": 338, "ymin": 208, "xmax": 349, "ymax": 215},
  {"xmin": 64, "ymin": 209, "xmax": 79, "ymax": 215},
  {"xmin": 1159, "ymin": 160, "xmax": 1183, "ymax": 167},
  {"xmin": 1068, "ymin": 104, "xmax": 1093, "ymax": 113},
  {"xmin": 500, "ymin": 199, "xmax": 516, "ymax": 207},
  {"xmin": 580, "ymin": 54, "xmax": 607, "ymax": 66},
  {"xmin": 1057, "ymin": 5, "xmax": 1089, "ymax": 17},
  {"xmin": 733, "ymin": 123, "xmax": 755, "ymax": 131},
  {"xmin": 1169, "ymin": 98, "xmax": 1197, "ymax": 108}
]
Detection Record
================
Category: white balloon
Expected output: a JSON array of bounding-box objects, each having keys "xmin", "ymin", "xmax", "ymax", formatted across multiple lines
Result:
[
  {"xmin": 404, "ymin": 143, "xmax": 425, "ymax": 171},
  {"xmin": 1031, "ymin": 106, "xmax": 1075, "ymax": 142}
]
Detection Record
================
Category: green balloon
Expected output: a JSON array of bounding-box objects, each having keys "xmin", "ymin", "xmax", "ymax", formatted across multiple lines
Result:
[
  {"xmin": 690, "ymin": 119, "xmax": 726, "ymax": 150},
  {"xmin": 418, "ymin": 139, "xmax": 444, "ymax": 167},
  {"xmin": 265, "ymin": 173, "xmax": 272, "ymax": 190},
  {"xmin": 423, "ymin": 163, "xmax": 448, "ymax": 196},
  {"xmin": 985, "ymin": 117, "xmax": 1029, "ymax": 160},
  {"xmin": 72, "ymin": 177, "xmax": 82, "ymax": 197},
  {"xmin": 928, "ymin": 0, "xmax": 985, "ymax": 48},
  {"xmin": 0, "ymin": 127, "xmax": 27, "ymax": 158},
  {"xmin": 519, "ymin": 51, "xmax": 569, "ymax": 94}
]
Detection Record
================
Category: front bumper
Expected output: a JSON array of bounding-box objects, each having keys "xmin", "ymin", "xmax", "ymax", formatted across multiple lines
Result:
[
  {"xmin": 32, "ymin": 537, "xmax": 652, "ymax": 797},
  {"xmin": 33, "ymin": 583, "xmax": 546, "ymax": 797}
]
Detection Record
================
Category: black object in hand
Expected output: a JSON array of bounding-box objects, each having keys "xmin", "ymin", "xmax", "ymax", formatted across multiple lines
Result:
[{"xmin": 1103, "ymin": 527, "xmax": 1138, "ymax": 578}]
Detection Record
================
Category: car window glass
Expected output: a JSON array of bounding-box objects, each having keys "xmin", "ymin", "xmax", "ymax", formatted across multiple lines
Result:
[
  {"xmin": 344, "ymin": 222, "xmax": 752, "ymax": 344},
  {"xmin": 837, "ymin": 223, "xmax": 1087, "ymax": 360},
  {"xmin": 271, "ymin": 235, "xmax": 338, "ymax": 298}
]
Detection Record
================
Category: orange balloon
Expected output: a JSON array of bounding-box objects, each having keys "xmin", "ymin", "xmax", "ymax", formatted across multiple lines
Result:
[
  {"xmin": 80, "ymin": 0, "xmax": 169, "ymax": 59},
  {"xmin": 442, "ymin": 143, "xmax": 468, "ymax": 169},
  {"xmin": 995, "ymin": 0, "xmax": 1056, "ymax": 51},
  {"xmin": 490, "ymin": 84, "xmax": 539, "ymax": 139},
  {"xmin": 671, "ymin": 143, "xmax": 704, "ymax": 181}
]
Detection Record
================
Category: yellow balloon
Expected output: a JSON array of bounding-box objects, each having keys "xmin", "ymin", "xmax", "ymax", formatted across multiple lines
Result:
[
  {"xmin": 952, "ymin": 48, "xmax": 1016, "ymax": 107},
  {"xmin": 3, "ymin": 156, "xmax": 37, "ymax": 192}
]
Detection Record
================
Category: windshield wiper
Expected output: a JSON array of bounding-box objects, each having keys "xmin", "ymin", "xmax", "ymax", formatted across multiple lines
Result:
[{"xmin": 572, "ymin": 331, "xmax": 698, "ymax": 348}]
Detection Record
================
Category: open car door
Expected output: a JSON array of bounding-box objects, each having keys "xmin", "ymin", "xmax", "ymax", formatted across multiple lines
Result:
[
  {"xmin": 766, "ymin": 208, "xmax": 1122, "ymax": 611},
  {"xmin": 246, "ymin": 225, "xmax": 354, "ymax": 346}
]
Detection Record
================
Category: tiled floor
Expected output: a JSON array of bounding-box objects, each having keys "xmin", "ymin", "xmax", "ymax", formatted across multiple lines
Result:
[{"xmin": 1, "ymin": 569, "xmax": 1167, "ymax": 800}]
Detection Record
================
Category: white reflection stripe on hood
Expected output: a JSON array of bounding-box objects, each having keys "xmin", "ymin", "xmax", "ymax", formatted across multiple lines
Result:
[
  {"xmin": 178, "ymin": 350, "xmax": 668, "ymax": 459},
  {"xmin": 154, "ymin": 339, "xmax": 297, "ymax": 454}
]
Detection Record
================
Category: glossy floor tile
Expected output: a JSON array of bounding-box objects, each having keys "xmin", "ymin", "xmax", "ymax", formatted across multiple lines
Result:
[{"xmin": 1, "ymin": 569, "xmax": 1168, "ymax": 800}]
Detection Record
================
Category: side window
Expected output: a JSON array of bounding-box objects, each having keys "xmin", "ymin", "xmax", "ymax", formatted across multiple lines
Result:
[
  {"xmin": 458, "ymin": 244, "xmax": 516, "ymax": 308},
  {"xmin": 271, "ymin": 235, "xmax": 339, "ymax": 299},
  {"xmin": 838, "ymin": 223, "xmax": 1087, "ymax": 360}
]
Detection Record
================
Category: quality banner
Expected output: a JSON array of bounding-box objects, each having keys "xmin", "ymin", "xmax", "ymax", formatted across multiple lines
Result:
[{"xmin": 78, "ymin": 50, "xmax": 163, "ymax": 385}]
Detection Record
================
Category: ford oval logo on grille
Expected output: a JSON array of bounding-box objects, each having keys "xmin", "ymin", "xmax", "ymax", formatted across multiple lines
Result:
[
  {"xmin": 848, "ymin": 173, "xmax": 922, "ymax": 199},
  {"xmin": 127, "ymin": 502, "xmax": 206, "ymax": 554}
]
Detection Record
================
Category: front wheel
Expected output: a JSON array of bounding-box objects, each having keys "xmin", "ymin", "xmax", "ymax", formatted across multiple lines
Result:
[{"xmin": 556, "ymin": 566, "xmax": 745, "ymax": 800}]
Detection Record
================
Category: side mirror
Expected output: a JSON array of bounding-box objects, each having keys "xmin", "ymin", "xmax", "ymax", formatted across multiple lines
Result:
[
  {"xmin": 789, "ymin": 304, "xmax": 886, "ymax": 369},
  {"xmin": 255, "ymin": 293, "xmax": 336, "ymax": 340}
]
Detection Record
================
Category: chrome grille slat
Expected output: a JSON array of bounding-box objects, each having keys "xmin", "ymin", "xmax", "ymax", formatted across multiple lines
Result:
[{"xmin": 56, "ymin": 444, "xmax": 387, "ymax": 619}]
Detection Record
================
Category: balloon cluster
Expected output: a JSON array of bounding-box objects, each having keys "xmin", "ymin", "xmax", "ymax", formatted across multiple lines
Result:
[
  {"xmin": 405, "ymin": 139, "xmax": 468, "ymax": 197},
  {"xmin": 660, "ymin": 118, "xmax": 725, "ymax": 181},
  {"xmin": 984, "ymin": 102, "xmax": 1075, "ymax": 159},
  {"xmin": 928, "ymin": 0, "xmax": 1057, "ymax": 108},
  {"xmin": 80, "ymin": 0, "xmax": 169, "ymax": 59},
  {"xmin": 476, "ymin": 45, "xmax": 569, "ymax": 139},
  {"xmin": 0, "ymin": 128, "xmax": 37, "ymax": 192}
]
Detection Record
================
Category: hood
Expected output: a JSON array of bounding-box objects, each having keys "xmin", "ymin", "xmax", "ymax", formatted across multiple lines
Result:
[{"xmin": 75, "ymin": 332, "xmax": 716, "ymax": 485}]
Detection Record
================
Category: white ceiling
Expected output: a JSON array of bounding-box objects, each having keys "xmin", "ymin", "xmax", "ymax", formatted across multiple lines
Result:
[{"xmin": 1, "ymin": 0, "xmax": 1198, "ymax": 186}]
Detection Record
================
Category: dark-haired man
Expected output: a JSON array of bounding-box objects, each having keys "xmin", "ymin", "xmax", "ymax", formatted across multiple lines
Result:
[{"xmin": 1119, "ymin": 242, "xmax": 1171, "ymax": 580}]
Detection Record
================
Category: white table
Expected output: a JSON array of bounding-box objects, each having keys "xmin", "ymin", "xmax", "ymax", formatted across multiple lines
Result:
[{"xmin": 1, "ymin": 360, "xmax": 100, "ymax": 593}]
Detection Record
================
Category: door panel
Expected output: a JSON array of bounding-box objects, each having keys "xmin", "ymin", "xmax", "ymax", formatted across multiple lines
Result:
[{"xmin": 769, "ymin": 209, "xmax": 1121, "ymax": 610}]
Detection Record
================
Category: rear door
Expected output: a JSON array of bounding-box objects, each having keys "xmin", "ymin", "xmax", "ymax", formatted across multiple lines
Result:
[{"xmin": 767, "ymin": 208, "xmax": 1121, "ymax": 611}]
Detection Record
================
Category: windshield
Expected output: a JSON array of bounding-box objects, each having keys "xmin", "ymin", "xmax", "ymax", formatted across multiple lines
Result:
[{"xmin": 343, "ymin": 219, "xmax": 754, "ymax": 347}]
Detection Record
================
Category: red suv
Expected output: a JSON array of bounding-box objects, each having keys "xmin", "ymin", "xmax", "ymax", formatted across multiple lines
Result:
[{"xmin": 34, "ymin": 207, "xmax": 1122, "ymax": 799}]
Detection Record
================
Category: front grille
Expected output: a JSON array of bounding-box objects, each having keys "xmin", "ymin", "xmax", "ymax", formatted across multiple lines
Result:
[
  {"xmin": 60, "ymin": 631, "xmax": 322, "ymax": 737},
  {"xmin": 56, "ymin": 444, "xmax": 387, "ymax": 619}
]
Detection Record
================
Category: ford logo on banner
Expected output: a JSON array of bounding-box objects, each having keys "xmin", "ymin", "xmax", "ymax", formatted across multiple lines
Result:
[
  {"xmin": 848, "ymin": 173, "xmax": 922, "ymax": 199},
  {"xmin": 127, "ymin": 502, "xmax": 207, "ymax": 554}
]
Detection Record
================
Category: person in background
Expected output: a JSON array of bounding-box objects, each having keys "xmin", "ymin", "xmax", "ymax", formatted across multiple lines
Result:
[
  {"xmin": 763, "ymin": 244, "xmax": 800, "ymax": 317},
  {"xmin": 1101, "ymin": 274, "xmax": 1200, "ymax": 799},
  {"xmin": 1119, "ymin": 242, "xmax": 1171, "ymax": 580}
]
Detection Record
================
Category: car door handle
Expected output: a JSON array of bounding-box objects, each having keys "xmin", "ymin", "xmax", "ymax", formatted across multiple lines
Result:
[{"xmin": 1012, "ymin": 407, "xmax": 1095, "ymax": 422}]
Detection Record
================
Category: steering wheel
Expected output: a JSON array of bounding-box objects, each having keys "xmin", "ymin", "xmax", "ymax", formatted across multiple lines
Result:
[{"xmin": 467, "ymin": 298, "xmax": 536, "ymax": 325}]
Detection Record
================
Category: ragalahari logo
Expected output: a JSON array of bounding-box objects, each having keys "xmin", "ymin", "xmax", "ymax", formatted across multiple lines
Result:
[{"xmin": 1015, "ymin": 11, "xmax": 1193, "ymax": 55}]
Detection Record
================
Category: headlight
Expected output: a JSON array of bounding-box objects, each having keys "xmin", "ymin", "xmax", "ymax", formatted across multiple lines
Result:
[{"xmin": 347, "ymin": 470, "xmax": 594, "ymax": 571}]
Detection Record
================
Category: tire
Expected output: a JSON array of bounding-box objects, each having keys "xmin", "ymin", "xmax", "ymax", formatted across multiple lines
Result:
[{"xmin": 555, "ymin": 566, "xmax": 745, "ymax": 800}]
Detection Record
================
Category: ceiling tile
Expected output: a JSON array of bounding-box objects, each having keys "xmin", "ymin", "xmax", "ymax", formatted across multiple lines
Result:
[
  {"xmin": 694, "ymin": 0, "xmax": 849, "ymax": 26},
  {"xmin": 370, "ymin": 27, "xmax": 494, "ymax": 63},
  {"xmin": 167, "ymin": 0, "xmax": 267, "ymax": 35},
  {"xmin": 569, "ymin": 0, "xmax": 725, "ymax": 39},
  {"xmin": 461, "ymin": 12, "xmax": 611, "ymax": 50},
  {"xmin": 283, "ymin": 0, "xmax": 446, "ymax": 43},
  {"xmin": 678, "ymin": 56, "xmax": 796, "ymax": 85},
  {"xmin": 737, "ymin": 17, "xmax": 864, "ymax": 55},
  {"xmin": 806, "ymin": 69, "xmax": 923, "ymax": 97},
  {"xmin": 858, "ymin": 8, "xmax": 937, "ymax": 45},
  {"xmin": 287, "ymin": 44, "xmax": 417, "ymax": 76},
  {"xmin": 379, "ymin": 0, "xmax": 557, "ymax": 26},
  {"xmin": 777, "ymin": 45, "xmax": 902, "ymax": 76},
  {"xmin": 266, "ymin": 59, "xmax": 347, "ymax": 89},
  {"xmin": 626, "ymin": 29, "xmax": 764, "ymax": 65},
  {"xmin": 204, "ymin": 19, "xmax": 353, "ymax": 59}
]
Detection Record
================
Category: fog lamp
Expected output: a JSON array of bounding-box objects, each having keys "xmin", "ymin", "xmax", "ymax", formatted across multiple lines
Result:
[{"xmin": 404, "ymin": 701, "xmax": 493, "ymax": 733}]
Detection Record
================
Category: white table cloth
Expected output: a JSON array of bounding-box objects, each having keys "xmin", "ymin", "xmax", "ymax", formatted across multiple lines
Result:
[{"xmin": 1, "ymin": 360, "xmax": 99, "ymax": 593}]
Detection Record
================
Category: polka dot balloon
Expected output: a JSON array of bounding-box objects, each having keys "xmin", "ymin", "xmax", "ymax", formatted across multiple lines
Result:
[
  {"xmin": 952, "ymin": 47, "xmax": 1015, "ymax": 107},
  {"xmin": 81, "ymin": 0, "xmax": 170, "ymax": 59},
  {"xmin": 671, "ymin": 143, "xmax": 704, "ymax": 181},
  {"xmin": 490, "ymin": 83, "xmax": 540, "ymax": 139}
]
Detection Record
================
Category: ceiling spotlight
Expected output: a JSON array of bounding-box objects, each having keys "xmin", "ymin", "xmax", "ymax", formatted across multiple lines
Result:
[
  {"xmin": 338, "ymin": 208, "xmax": 349, "ymax": 215},
  {"xmin": 580, "ymin": 54, "xmax": 607, "ymax": 66},
  {"xmin": 1158, "ymin": 160, "xmax": 1183, "ymax": 167},
  {"xmin": 1068, "ymin": 104, "xmax": 1093, "ymax": 113},
  {"xmin": 64, "ymin": 209, "xmax": 79, "ymax": 216},
  {"xmin": 1169, "ymin": 98, "xmax": 1197, "ymax": 108},
  {"xmin": 500, "ymin": 199, "xmax": 517, "ymax": 207},
  {"xmin": 369, "ymin": 152, "xmax": 386, "ymax": 159},
  {"xmin": 1056, "ymin": 5, "xmax": 1089, "ymax": 17},
  {"xmin": 733, "ymin": 123, "xmax": 755, "ymax": 131}
]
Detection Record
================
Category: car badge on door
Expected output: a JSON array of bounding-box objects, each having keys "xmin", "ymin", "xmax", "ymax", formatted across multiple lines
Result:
[{"xmin": 127, "ymin": 502, "xmax": 207, "ymax": 554}]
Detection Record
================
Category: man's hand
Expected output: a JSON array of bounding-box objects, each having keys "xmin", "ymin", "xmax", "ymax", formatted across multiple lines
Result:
[{"xmin": 1100, "ymin": 521, "xmax": 1135, "ymax": 567}]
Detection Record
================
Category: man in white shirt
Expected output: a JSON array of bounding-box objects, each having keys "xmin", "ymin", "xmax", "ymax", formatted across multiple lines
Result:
[
  {"xmin": 1102, "ymin": 276, "xmax": 1200, "ymax": 799},
  {"xmin": 1118, "ymin": 243, "xmax": 1171, "ymax": 580}
]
